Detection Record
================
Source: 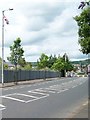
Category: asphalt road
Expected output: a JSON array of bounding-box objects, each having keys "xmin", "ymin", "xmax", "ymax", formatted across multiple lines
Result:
[{"xmin": 0, "ymin": 77, "xmax": 88, "ymax": 118}]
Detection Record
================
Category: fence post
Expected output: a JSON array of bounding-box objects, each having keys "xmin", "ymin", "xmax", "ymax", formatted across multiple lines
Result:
[
  {"xmin": 44, "ymin": 70, "xmax": 46, "ymax": 80},
  {"xmin": 14, "ymin": 70, "xmax": 18, "ymax": 85}
]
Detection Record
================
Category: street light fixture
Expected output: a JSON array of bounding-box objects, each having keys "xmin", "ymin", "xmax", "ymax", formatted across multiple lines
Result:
[{"xmin": 2, "ymin": 8, "xmax": 13, "ymax": 85}]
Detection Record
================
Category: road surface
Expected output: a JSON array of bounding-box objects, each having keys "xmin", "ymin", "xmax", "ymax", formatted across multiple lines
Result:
[{"xmin": 0, "ymin": 77, "xmax": 88, "ymax": 118}]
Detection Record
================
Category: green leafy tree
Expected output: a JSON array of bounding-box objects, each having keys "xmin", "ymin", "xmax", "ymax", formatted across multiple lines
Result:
[
  {"xmin": 37, "ymin": 53, "xmax": 49, "ymax": 69},
  {"xmin": 18, "ymin": 57, "xmax": 26, "ymax": 67},
  {"xmin": 23, "ymin": 62, "xmax": 32, "ymax": 70},
  {"xmin": 7, "ymin": 37, "xmax": 26, "ymax": 69},
  {"xmin": 47, "ymin": 54, "xmax": 57, "ymax": 68},
  {"xmin": 62, "ymin": 53, "xmax": 73, "ymax": 71},
  {"xmin": 74, "ymin": 7, "xmax": 90, "ymax": 54},
  {"xmin": 4, "ymin": 64, "xmax": 8, "ymax": 70},
  {"xmin": 52, "ymin": 57, "xmax": 66, "ymax": 72},
  {"xmin": 65, "ymin": 62, "xmax": 74, "ymax": 71},
  {"xmin": 0, "ymin": 57, "xmax": 8, "ymax": 69},
  {"xmin": 52, "ymin": 54, "xmax": 74, "ymax": 77}
]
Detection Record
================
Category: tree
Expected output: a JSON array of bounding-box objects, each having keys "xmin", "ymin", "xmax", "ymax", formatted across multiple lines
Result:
[
  {"xmin": 37, "ymin": 53, "xmax": 49, "ymax": 69},
  {"xmin": 23, "ymin": 62, "xmax": 32, "ymax": 70},
  {"xmin": 18, "ymin": 57, "xmax": 26, "ymax": 67},
  {"xmin": 62, "ymin": 53, "xmax": 73, "ymax": 71},
  {"xmin": 7, "ymin": 37, "xmax": 26, "ymax": 69},
  {"xmin": 47, "ymin": 54, "xmax": 57, "ymax": 68},
  {"xmin": 51, "ymin": 57, "xmax": 66, "ymax": 72},
  {"xmin": 0, "ymin": 57, "xmax": 8, "ymax": 69},
  {"xmin": 51, "ymin": 54, "xmax": 74, "ymax": 77},
  {"xmin": 74, "ymin": 6, "xmax": 90, "ymax": 54}
]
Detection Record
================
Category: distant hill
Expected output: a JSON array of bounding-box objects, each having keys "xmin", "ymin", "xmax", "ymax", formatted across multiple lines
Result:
[
  {"xmin": 30, "ymin": 62, "xmax": 37, "ymax": 66},
  {"xmin": 30, "ymin": 59, "xmax": 90, "ymax": 67},
  {"xmin": 71, "ymin": 59, "xmax": 90, "ymax": 65}
]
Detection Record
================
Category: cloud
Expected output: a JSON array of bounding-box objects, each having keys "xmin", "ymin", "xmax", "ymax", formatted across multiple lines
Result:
[{"xmin": 0, "ymin": 0, "xmax": 87, "ymax": 62}]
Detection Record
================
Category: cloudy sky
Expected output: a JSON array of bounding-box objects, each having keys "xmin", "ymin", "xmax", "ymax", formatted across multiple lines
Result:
[{"xmin": 0, "ymin": 0, "xmax": 88, "ymax": 62}]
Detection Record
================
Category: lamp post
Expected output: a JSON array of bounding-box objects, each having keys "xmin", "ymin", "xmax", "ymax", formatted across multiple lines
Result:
[{"xmin": 2, "ymin": 8, "xmax": 13, "ymax": 85}]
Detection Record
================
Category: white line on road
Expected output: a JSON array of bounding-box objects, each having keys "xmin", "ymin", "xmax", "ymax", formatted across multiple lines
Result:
[
  {"xmin": 17, "ymin": 93, "xmax": 39, "ymax": 99},
  {"xmin": 0, "ymin": 108, "xmax": 6, "ymax": 111},
  {"xmin": 42, "ymin": 88, "xmax": 56, "ymax": 93},
  {"xmin": 28, "ymin": 90, "xmax": 49, "ymax": 95},
  {"xmin": 57, "ymin": 89, "xmax": 69, "ymax": 93},
  {"xmin": 0, "ymin": 104, "xmax": 6, "ymax": 111},
  {"xmin": 1, "ymin": 93, "xmax": 17, "ymax": 97},
  {"xmin": 2, "ymin": 96, "xmax": 26, "ymax": 103},
  {"xmin": 0, "ymin": 104, "xmax": 5, "ymax": 108},
  {"xmin": 31, "ymin": 89, "xmax": 47, "ymax": 93},
  {"xmin": 25, "ymin": 94, "xmax": 49, "ymax": 103}
]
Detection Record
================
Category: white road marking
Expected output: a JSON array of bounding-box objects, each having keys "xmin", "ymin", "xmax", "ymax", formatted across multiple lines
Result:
[
  {"xmin": 17, "ymin": 93, "xmax": 38, "ymax": 99},
  {"xmin": 31, "ymin": 89, "xmax": 48, "ymax": 93},
  {"xmin": 72, "ymin": 85, "xmax": 78, "ymax": 88},
  {"xmin": 0, "ymin": 108, "xmax": 6, "ymax": 111},
  {"xmin": 57, "ymin": 89, "xmax": 69, "ymax": 93},
  {"xmin": 1, "ymin": 78, "xmax": 87, "ymax": 104},
  {"xmin": 1, "ymin": 93, "xmax": 17, "ymax": 97},
  {"xmin": 0, "ymin": 104, "xmax": 6, "ymax": 111},
  {"xmin": 25, "ymin": 95, "xmax": 49, "ymax": 103},
  {"xmin": 0, "ymin": 104, "xmax": 5, "ymax": 108},
  {"xmin": 1, "ymin": 91, "xmax": 49, "ymax": 103},
  {"xmin": 28, "ymin": 90, "xmax": 49, "ymax": 95},
  {"xmin": 2, "ymin": 96, "xmax": 26, "ymax": 103},
  {"xmin": 42, "ymin": 88, "xmax": 56, "ymax": 93},
  {"xmin": 39, "ymin": 88, "xmax": 56, "ymax": 93}
]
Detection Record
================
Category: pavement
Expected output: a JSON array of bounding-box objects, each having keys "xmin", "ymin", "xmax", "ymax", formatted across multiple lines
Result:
[{"xmin": 70, "ymin": 101, "xmax": 88, "ymax": 119}]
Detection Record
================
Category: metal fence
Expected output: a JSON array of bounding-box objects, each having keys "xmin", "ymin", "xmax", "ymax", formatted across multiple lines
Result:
[{"xmin": 0, "ymin": 70, "xmax": 60, "ymax": 83}]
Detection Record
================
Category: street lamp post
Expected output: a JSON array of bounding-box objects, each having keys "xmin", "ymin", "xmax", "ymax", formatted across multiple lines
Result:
[{"xmin": 2, "ymin": 8, "xmax": 13, "ymax": 85}]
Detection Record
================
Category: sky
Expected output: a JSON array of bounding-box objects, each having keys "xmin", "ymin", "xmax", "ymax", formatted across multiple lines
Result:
[{"xmin": 0, "ymin": 0, "xmax": 88, "ymax": 62}]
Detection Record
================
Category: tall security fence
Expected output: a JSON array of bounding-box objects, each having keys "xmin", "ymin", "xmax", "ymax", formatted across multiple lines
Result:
[{"xmin": 0, "ymin": 70, "xmax": 61, "ymax": 83}]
